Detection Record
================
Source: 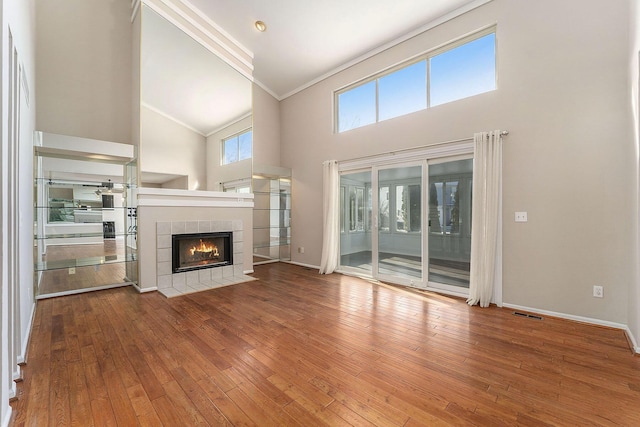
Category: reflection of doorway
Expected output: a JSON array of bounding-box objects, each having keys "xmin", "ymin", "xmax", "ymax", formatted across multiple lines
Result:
[{"xmin": 337, "ymin": 148, "xmax": 473, "ymax": 297}]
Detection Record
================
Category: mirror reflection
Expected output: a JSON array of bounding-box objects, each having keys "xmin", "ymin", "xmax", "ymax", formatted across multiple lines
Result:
[
  {"xmin": 140, "ymin": 6, "xmax": 253, "ymax": 191},
  {"xmin": 33, "ymin": 132, "xmax": 138, "ymax": 298}
]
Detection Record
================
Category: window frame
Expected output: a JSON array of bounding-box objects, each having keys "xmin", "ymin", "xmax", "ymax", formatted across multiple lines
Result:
[{"xmin": 334, "ymin": 26, "xmax": 496, "ymax": 133}]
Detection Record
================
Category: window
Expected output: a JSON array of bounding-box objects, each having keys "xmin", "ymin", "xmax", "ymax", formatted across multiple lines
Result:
[
  {"xmin": 429, "ymin": 176, "xmax": 472, "ymax": 235},
  {"xmin": 349, "ymin": 187, "xmax": 365, "ymax": 232},
  {"xmin": 394, "ymin": 184, "xmax": 421, "ymax": 233},
  {"xmin": 222, "ymin": 129, "xmax": 252, "ymax": 165},
  {"xmin": 338, "ymin": 81, "xmax": 376, "ymax": 133},
  {"xmin": 430, "ymin": 33, "xmax": 496, "ymax": 107},
  {"xmin": 336, "ymin": 29, "xmax": 496, "ymax": 132},
  {"xmin": 378, "ymin": 178, "xmax": 421, "ymax": 234},
  {"xmin": 379, "ymin": 186, "xmax": 390, "ymax": 232},
  {"xmin": 378, "ymin": 61, "xmax": 427, "ymax": 122}
]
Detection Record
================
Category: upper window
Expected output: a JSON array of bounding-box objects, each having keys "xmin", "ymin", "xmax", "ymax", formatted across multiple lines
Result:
[
  {"xmin": 222, "ymin": 129, "xmax": 252, "ymax": 165},
  {"xmin": 336, "ymin": 29, "xmax": 496, "ymax": 133}
]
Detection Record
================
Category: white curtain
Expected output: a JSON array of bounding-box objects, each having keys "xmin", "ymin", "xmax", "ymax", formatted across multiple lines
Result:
[
  {"xmin": 319, "ymin": 160, "xmax": 340, "ymax": 274},
  {"xmin": 467, "ymin": 131, "xmax": 503, "ymax": 307}
]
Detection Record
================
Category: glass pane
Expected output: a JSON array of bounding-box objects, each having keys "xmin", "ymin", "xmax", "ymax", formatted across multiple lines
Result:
[
  {"xmin": 379, "ymin": 60, "xmax": 427, "ymax": 121},
  {"xmin": 238, "ymin": 130, "xmax": 252, "ymax": 160},
  {"xmin": 340, "ymin": 171, "xmax": 372, "ymax": 273},
  {"xmin": 430, "ymin": 33, "xmax": 496, "ymax": 107},
  {"xmin": 378, "ymin": 166, "xmax": 422, "ymax": 280},
  {"xmin": 395, "ymin": 185, "xmax": 407, "ymax": 232},
  {"xmin": 338, "ymin": 81, "xmax": 376, "ymax": 132},
  {"xmin": 409, "ymin": 184, "xmax": 421, "ymax": 232},
  {"xmin": 356, "ymin": 187, "xmax": 364, "ymax": 231},
  {"xmin": 428, "ymin": 159, "xmax": 472, "ymax": 288},
  {"xmin": 444, "ymin": 181, "xmax": 459, "ymax": 234},
  {"xmin": 429, "ymin": 182, "xmax": 443, "ymax": 233},
  {"xmin": 349, "ymin": 187, "xmax": 356, "ymax": 232},
  {"xmin": 223, "ymin": 138, "xmax": 238, "ymax": 164},
  {"xmin": 365, "ymin": 186, "xmax": 372, "ymax": 231},
  {"xmin": 379, "ymin": 186, "xmax": 389, "ymax": 232},
  {"xmin": 340, "ymin": 186, "xmax": 345, "ymax": 232}
]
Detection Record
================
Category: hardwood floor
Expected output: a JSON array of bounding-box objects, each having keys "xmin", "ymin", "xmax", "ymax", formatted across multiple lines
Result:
[{"xmin": 10, "ymin": 263, "xmax": 640, "ymax": 426}]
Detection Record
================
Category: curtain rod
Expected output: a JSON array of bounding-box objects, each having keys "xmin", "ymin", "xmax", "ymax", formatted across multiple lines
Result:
[{"xmin": 338, "ymin": 130, "xmax": 509, "ymax": 165}]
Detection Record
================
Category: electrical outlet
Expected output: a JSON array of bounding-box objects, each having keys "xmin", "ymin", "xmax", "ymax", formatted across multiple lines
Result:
[
  {"xmin": 593, "ymin": 285, "xmax": 603, "ymax": 298},
  {"xmin": 69, "ymin": 267, "xmax": 76, "ymax": 275},
  {"xmin": 515, "ymin": 212, "xmax": 528, "ymax": 222},
  {"xmin": 298, "ymin": 247, "xmax": 305, "ymax": 254}
]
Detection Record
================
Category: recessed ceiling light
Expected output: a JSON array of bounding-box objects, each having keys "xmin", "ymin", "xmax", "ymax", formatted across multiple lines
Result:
[{"xmin": 254, "ymin": 21, "xmax": 267, "ymax": 32}]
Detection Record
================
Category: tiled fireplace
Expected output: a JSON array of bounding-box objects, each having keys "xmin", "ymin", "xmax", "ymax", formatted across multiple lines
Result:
[{"xmin": 155, "ymin": 219, "xmax": 255, "ymax": 298}]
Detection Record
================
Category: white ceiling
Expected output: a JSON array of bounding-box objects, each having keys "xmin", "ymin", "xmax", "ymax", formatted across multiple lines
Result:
[{"xmin": 187, "ymin": 0, "xmax": 488, "ymax": 99}]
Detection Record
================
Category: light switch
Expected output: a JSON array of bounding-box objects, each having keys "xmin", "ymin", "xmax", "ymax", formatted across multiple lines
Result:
[{"xmin": 515, "ymin": 212, "xmax": 528, "ymax": 222}]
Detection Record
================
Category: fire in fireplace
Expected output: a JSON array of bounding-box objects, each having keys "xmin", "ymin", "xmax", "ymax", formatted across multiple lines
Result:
[{"xmin": 172, "ymin": 232, "xmax": 233, "ymax": 273}]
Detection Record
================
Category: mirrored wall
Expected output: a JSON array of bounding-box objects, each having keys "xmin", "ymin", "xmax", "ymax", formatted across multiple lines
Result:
[
  {"xmin": 34, "ymin": 132, "xmax": 138, "ymax": 299},
  {"xmin": 139, "ymin": 6, "xmax": 253, "ymax": 192}
]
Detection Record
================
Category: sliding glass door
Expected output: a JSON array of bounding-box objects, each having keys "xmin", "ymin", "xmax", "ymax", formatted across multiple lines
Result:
[
  {"xmin": 427, "ymin": 158, "xmax": 473, "ymax": 292},
  {"xmin": 337, "ymin": 150, "xmax": 473, "ymax": 297},
  {"xmin": 339, "ymin": 171, "xmax": 372, "ymax": 274}
]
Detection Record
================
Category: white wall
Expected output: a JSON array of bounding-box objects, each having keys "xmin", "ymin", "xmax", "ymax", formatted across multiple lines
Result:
[
  {"xmin": 35, "ymin": 0, "xmax": 132, "ymax": 144},
  {"xmin": 280, "ymin": 0, "xmax": 636, "ymax": 325},
  {"xmin": 630, "ymin": 0, "xmax": 640, "ymax": 351},
  {"xmin": 141, "ymin": 105, "xmax": 206, "ymax": 190},
  {"xmin": 253, "ymin": 84, "xmax": 281, "ymax": 169},
  {"xmin": 1, "ymin": 0, "xmax": 36, "ymax": 424},
  {"xmin": 206, "ymin": 116, "xmax": 252, "ymax": 191}
]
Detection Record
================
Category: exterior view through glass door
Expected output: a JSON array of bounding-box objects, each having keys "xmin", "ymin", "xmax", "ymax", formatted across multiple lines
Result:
[
  {"xmin": 339, "ymin": 171, "xmax": 372, "ymax": 274},
  {"xmin": 337, "ymin": 153, "xmax": 473, "ymax": 296},
  {"xmin": 377, "ymin": 165, "xmax": 423, "ymax": 284},
  {"xmin": 428, "ymin": 158, "xmax": 473, "ymax": 290}
]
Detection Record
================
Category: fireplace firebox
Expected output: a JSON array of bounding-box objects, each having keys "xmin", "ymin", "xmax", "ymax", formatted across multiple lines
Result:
[{"xmin": 172, "ymin": 232, "xmax": 233, "ymax": 273}]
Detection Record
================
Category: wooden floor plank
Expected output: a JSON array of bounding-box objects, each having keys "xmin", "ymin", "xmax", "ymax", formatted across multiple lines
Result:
[{"xmin": 10, "ymin": 263, "xmax": 640, "ymax": 426}]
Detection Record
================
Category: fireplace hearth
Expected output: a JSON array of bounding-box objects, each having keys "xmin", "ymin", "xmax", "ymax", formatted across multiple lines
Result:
[{"xmin": 172, "ymin": 232, "xmax": 233, "ymax": 273}]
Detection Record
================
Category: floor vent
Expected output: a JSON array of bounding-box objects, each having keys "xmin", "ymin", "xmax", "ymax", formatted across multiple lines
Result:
[{"xmin": 513, "ymin": 311, "xmax": 543, "ymax": 320}]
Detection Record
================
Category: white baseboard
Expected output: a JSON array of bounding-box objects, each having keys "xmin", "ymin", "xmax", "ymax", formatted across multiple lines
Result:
[
  {"xmin": 243, "ymin": 269, "xmax": 254, "ymax": 274},
  {"xmin": 502, "ymin": 303, "xmax": 640, "ymax": 353},
  {"xmin": 284, "ymin": 260, "xmax": 320, "ymax": 270},
  {"xmin": 503, "ymin": 303, "xmax": 628, "ymax": 330},
  {"xmin": 133, "ymin": 283, "xmax": 157, "ymax": 293},
  {"xmin": 623, "ymin": 325, "xmax": 640, "ymax": 354},
  {"xmin": 36, "ymin": 282, "xmax": 133, "ymax": 300},
  {"xmin": 18, "ymin": 302, "xmax": 36, "ymax": 365},
  {"xmin": 2, "ymin": 407, "xmax": 12, "ymax": 427}
]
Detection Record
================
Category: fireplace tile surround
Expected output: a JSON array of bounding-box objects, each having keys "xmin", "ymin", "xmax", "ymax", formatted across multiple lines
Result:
[{"xmin": 156, "ymin": 219, "xmax": 255, "ymax": 298}]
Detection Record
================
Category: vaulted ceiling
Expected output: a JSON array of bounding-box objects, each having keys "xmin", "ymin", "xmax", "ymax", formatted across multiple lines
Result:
[
  {"xmin": 141, "ymin": 0, "xmax": 488, "ymax": 135},
  {"xmin": 187, "ymin": 0, "xmax": 489, "ymax": 99}
]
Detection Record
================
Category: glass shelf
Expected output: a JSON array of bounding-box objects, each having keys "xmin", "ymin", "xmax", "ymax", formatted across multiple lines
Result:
[
  {"xmin": 34, "ymin": 177, "xmax": 134, "ymax": 187},
  {"xmin": 34, "ymin": 231, "xmax": 136, "ymax": 240},
  {"xmin": 35, "ymin": 253, "xmax": 137, "ymax": 272},
  {"xmin": 34, "ymin": 136, "xmax": 139, "ymax": 297}
]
